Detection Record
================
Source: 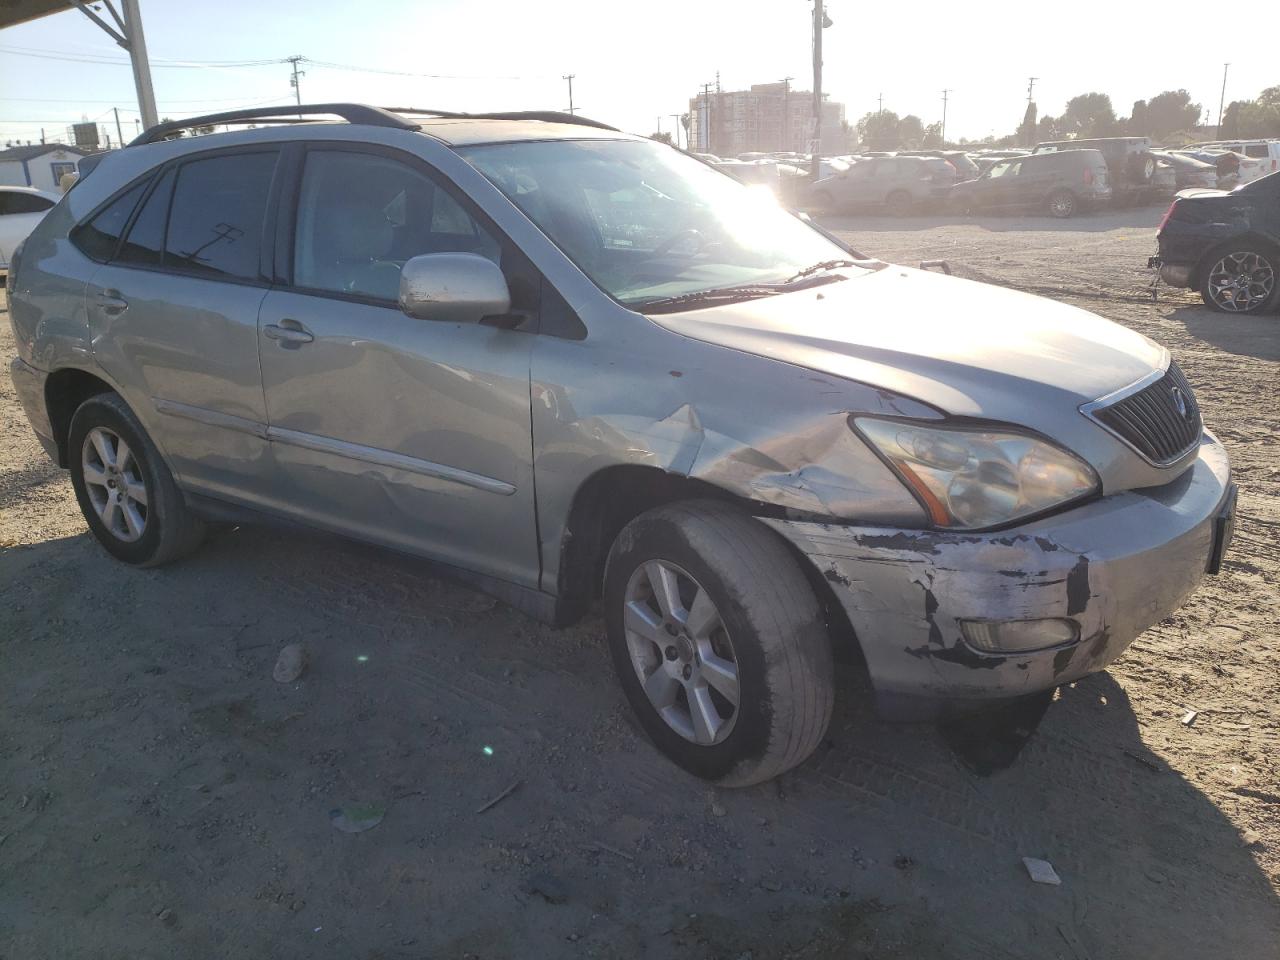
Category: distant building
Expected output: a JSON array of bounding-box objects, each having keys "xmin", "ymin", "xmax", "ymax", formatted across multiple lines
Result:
[
  {"xmin": 688, "ymin": 82, "xmax": 847, "ymax": 157},
  {"xmin": 0, "ymin": 144, "xmax": 90, "ymax": 191}
]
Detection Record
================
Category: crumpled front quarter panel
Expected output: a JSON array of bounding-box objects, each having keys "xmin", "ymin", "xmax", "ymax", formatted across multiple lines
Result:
[{"xmin": 530, "ymin": 302, "xmax": 933, "ymax": 594}]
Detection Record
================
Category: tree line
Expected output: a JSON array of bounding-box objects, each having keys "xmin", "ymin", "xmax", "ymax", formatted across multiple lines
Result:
[{"xmin": 853, "ymin": 85, "xmax": 1280, "ymax": 151}]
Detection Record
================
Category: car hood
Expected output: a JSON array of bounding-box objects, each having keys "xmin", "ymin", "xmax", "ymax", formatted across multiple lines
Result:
[
  {"xmin": 650, "ymin": 266, "xmax": 1165, "ymax": 433},
  {"xmin": 1175, "ymin": 187, "xmax": 1231, "ymax": 200}
]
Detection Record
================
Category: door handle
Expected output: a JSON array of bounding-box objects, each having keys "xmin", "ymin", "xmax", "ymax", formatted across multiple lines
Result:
[
  {"xmin": 263, "ymin": 320, "xmax": 314, "ymax": 346},
  {"xmin": 95, "ymin": 289, "xmax": 129, "ymax": 316}
]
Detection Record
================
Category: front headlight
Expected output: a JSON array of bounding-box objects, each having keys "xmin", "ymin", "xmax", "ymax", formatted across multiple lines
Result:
[{"xmin": 853, "ymin": 418, "xmax": 1099, "ymax": 529}]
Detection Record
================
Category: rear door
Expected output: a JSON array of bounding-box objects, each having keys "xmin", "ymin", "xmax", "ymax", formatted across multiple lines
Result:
[
  {"xmin": 256, "ymin": 144, "xmax": 539, "ymax": 587},
  {"xmin": 85, "ymin": 148, "xmax": 281, "ymax": 505}
]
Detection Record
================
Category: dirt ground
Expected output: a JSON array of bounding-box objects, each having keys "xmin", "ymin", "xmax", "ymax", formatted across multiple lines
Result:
[{"xmin": 2, "ymin": 206, "xmax": 1277, "ymax": 959}]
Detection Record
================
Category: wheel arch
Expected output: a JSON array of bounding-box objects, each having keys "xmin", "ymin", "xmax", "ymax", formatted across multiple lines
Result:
[
  {"xmin": 1191, "ymin": 233, "xmax": 1280, "ymax": 288},
  {"xmin": 44, "ymin": 367, "xmax": 118, "ymax": 467},
  {"xmin": 551, "ymin": 464, "xmax": 860, "ymax": 663}
]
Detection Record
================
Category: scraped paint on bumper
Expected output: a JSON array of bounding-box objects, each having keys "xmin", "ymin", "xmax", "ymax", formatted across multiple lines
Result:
[{"xmin": 763, "ymin": 434, "xmax": 1232, "ymax": 718}]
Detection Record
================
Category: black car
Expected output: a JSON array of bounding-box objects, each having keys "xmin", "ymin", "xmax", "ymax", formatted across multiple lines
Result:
[
  {"xmin": 1154, "ymin": 171, "xmax": 1280, "ymax": 314},
  {"xmin": 948, "ymin": 149, "xmax": 1112, "ymax": 218}
]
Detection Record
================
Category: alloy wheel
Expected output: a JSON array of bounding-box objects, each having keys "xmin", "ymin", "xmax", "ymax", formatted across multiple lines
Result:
[
  {"xmin": 1206, "ymin": 251, "xmax": 1276, "ymax": 313},
  {"xmin": 81, "ymin": 426, "xmax": 148, "ymax": 542},
  {"xmin": 622, "ymin": 559, "xmax": 740, "ymax": 745}
]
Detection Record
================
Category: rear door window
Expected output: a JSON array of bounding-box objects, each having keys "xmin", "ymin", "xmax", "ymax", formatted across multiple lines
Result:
[
  {"xmin": 0, "ymin": 191, "xmax": 56, "ymax": 214},
  {"xmin": 164, "ymin": 152, "xmax": 277, "ymax": 281},
  {"xmin": 71, "ymin": 178, "xmax": 150, "ymax": 262},
  {"xmin": 1245, "ymin": 145, "xmax": 1269, "ymax": 158}
]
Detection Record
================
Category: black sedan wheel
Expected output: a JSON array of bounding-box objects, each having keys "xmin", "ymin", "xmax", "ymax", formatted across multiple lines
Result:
[{"xmin": 1200, "ymin": 249, "xmax": 1278, "ymax": 314}]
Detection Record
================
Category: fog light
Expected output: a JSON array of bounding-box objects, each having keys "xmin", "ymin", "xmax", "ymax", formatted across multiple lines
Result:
[{"xmin": 960, "ymin": 618, "xmax": 1079, "ymax": 654}]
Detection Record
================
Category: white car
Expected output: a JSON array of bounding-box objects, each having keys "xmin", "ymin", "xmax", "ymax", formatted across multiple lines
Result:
[
  {"xmin": 0, "ymin": 186, "xmax": 60, "ymax": 271},
  {"xmin": 1189, "ymin": 140, "xmax": 1280, "ymax": 184}
]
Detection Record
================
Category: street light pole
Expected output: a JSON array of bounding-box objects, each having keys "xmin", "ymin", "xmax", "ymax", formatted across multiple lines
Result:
[
  {"xmin": 1217, "ymin": 63, "xmax": 1230, "ymax": 138},
  {"xmin": 670, "ymin": 113, "xmax": 682, "ymax": 149},
  {"xmin": 941, "ymin": 89, "xmax": 950, "ymax": 144},
  {"xmin": 811, "ymin": 0, "xmax": 827, "ymax": 179}
]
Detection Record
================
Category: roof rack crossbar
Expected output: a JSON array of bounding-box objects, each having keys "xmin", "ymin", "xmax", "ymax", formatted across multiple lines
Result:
[
  {"xmin": 382, "ymin": 108, "xmax": 618, "ymax": 132},
  {"xmin": 129, "ymin": 103, "xmax": 418, "ymax": 146}
]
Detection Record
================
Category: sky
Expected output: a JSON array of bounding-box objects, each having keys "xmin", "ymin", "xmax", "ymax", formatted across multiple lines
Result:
[{"xmin": 1, "ymin": 0, "xmax": 1276, "ymax": 149}]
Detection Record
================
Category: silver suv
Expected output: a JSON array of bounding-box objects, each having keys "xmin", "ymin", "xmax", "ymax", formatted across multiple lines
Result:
[{"xmin": 8, "ymin": 105, "xmax": 1235, "ymax": 786}]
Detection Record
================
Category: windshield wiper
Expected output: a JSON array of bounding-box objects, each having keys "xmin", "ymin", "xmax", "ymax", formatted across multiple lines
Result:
[
  {"xmin": 781, "ymin": 259, "xmax": 862, "ymax": 284},
  {"xmin": 635, "ymin": 285, "xmax": 784, "ymax": 313}
]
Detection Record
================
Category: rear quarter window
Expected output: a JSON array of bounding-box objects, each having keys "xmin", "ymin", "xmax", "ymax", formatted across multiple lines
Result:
[
  {"xmin": 0, "ymin": 192, "xmax": 55, "ymax": 215},
  {"xmin": 71, "ymin": 178, "xmax": 151, "ymax": 262}
]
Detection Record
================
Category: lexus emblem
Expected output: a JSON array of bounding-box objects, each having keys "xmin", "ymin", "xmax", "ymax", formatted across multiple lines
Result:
[{"xmin": 1170, "ymin": 385, "xmax": 1190, "ymax": 421}]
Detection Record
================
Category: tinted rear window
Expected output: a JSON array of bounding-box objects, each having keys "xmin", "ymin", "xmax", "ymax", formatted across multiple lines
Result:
[
  {"xmin": 1245, "ymin": 145, "xmax": 1269, "ymax": 158},
  {"xmin": 72, "ymin": 178, "xmax": 150, "ymax": 262},
  {"xmin": 116, "ymin": 167, "xmax": 174, "ymax": 268},
  {"xmin": 164, "ymin": 152, "xmax": 276, "ymax": 281}
]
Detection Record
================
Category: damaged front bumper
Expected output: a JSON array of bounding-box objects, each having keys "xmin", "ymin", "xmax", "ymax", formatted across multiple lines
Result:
[{"xmin": 762, "ymin": 433, "xmax": 1233, "ymax": 719}]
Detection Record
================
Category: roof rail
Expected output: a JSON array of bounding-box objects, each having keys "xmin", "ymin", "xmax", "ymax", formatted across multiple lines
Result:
[
  {"xmin": 128, "ymin": 103, "xmax": 418, "ymax": 146},
  {"xmin": 382, "ymin": 108, "xmax": 618, "ymax": 132}
]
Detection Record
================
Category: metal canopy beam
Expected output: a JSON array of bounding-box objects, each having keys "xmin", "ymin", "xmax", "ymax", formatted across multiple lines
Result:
[{"xmin": 1, "ymin": 0, "xmax": 158, "ymax": 132}]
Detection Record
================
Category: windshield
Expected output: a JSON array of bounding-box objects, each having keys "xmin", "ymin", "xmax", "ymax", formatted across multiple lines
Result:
[{"xmin": 460, "ymin": 139, "xmax": 853, "ymax": 307}]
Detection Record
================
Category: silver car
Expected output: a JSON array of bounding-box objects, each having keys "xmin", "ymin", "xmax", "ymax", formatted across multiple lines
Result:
[{"xmin": 8, "ymin": 105, "xmax": 1235, "ymax": 786}]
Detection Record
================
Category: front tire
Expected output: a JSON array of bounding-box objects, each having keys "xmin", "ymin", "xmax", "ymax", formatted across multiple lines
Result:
[
  {"xmin": 1199, "ymin": 247, "xmax": 1279, "ymax": 314},
  {"xmin": 68, "ymin": 392, "xmax": 205, "ymax": 566},
  {"xmin": 603, "ymin": 501, "xmax": 834, "ymax": 787}
]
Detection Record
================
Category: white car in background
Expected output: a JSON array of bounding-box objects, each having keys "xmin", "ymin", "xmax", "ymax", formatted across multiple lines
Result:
[
  {"xmin": 1189, "ymin": 140, "xmax": 1280, "ymax": 184},
  {"xmin": 0, "ymin": 186, "xmax": 60, "ymax": 271}
]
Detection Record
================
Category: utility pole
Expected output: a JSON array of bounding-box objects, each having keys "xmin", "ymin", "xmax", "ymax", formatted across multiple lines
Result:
[
  {"xmin": 670, "ymin": 113, "xmax": 682, "ymax": 149},
  {"xmin": 113, "ymin": 107, "xmax": 125, "ymax": 148},
  {"xmin": 1026, "ymin": 77, "xmax": 1037, "ymax": 104},
  {"xmin": 563, "ymin": 74, "xmax": 576, "ymax": 115},
  {"xmin": 780, "ymin": 76, "xmax": 794, "ymax": 152},
  {"xmin": 1217, "ymin": 63, "xmax": 1230, "ymax": 137},
  {"xmin": 287, "ymin": 55, "xmax": 306, "ymax": 114},
  {"xmin": 811, "ymin": 0, "xmax": 831, "ymax": 179},
  {"xmin": 941, "ymin": 89, "xmax": 950, "ymax": 144}
]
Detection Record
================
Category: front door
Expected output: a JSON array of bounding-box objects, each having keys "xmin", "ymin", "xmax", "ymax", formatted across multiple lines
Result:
[{"xmin": 257, "ymin": 146, "xmax": 539, "ymax": 587}]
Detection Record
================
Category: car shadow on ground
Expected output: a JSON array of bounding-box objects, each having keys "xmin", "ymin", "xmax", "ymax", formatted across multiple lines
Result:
[
  {"xmin": 1172, "ymin": 304, "xmax": 1280, "ymax": 361},
  {"xmin": 2, "ymin": 524, "xmax": 1277, "ymax": 958},
  {"xmin": 815, "ymin": 205, "xmax": 1167, "ymax": 235}
]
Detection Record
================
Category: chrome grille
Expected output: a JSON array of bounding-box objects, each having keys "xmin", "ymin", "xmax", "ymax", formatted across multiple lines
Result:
[{"xmin": 1086, "ymin": 363, "xmax": 1202, "ymax": 465}]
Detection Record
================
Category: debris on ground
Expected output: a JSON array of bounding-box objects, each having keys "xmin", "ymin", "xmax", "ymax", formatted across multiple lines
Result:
[
  {"xmin": 474, "ymin": 778, "xmax": 522, "ymax": 814},
  {"xmin": 524, "ymin": 872, "xmax": 569, "ymax": 905},
  {"xmin": 760, "ymin": 878, "xmax": 783, "ymax": 892},
  {"xmin": 329, "ymin": 804, "xmax": 385, "ymax": 833},
  {"xmin": 272, "ymin": 643, "xmax": 307, "ymax": 683},
  {"xmin": 1022, "ymin": 857, "xmax": 1062, "ymax": 886},
  {"xmin": 1182, "ymin": 710, "xmax": 1198, "ymax": 727}
]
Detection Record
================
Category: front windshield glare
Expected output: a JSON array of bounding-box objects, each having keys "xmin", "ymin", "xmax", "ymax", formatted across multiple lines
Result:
[{"xmin": 461, "ymin": 139, "xmax": 854, "ymax": 306}]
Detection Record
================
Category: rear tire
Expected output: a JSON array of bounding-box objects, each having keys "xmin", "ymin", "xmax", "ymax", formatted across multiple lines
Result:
[
  {"xmin": 68, "ymin": 392, "xmax": 205, "ymax": 567},
  {"xmin": 1048, "ymin": 189, "xmax": 1077, "ymax": 218},
  {"xmin": 812, "ymin": 189, "xmax": 835, "ymax": 212},
  {"xmin": 603, "ymin": 501, "xmax": 834, "ymax": 787},
  {"xmin": 1198, "ymin": 245, "xmax": 1279, "ymax": 314},
  {"xmin": 885, "ymin": 190, "xmax": 913, "ymax": 216}
]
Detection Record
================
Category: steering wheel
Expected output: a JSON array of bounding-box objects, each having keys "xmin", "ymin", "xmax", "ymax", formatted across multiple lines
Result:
[{"xmin": 653, "ymin": 228, "xmax": 706, "ymax": 257}]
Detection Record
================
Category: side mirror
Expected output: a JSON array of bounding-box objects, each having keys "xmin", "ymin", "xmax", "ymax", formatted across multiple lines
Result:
[{"xmin": 399, "ymin": 253, "xmax": 510, "ymax": 325}]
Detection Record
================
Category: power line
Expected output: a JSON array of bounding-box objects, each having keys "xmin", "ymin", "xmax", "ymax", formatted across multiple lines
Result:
[{"xmin": 0, "ymin": 45, "xmax": 284, "ymax": 68}]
